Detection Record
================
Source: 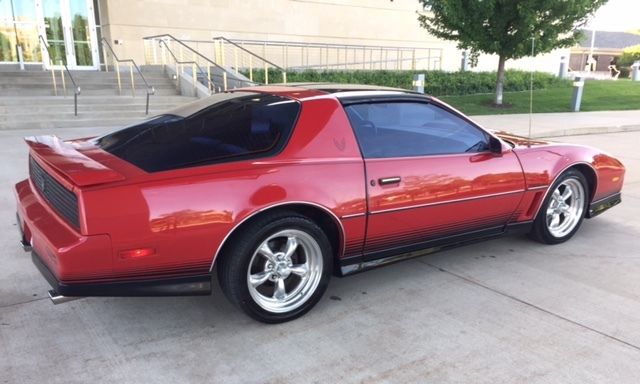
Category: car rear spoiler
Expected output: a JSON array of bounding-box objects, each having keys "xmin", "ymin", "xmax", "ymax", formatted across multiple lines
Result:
[{"xmin": 25, "ymin": 135, "xmax": 125, "ymax": 187}]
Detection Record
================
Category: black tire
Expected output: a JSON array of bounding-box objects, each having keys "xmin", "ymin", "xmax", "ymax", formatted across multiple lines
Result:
[
  {"xmin": 217, "ymin": 211, "xmax": 332, "ymax": 323},
  {"xmin": 529, "ymin": 169, "xmax": 589, "ymax": 244}
]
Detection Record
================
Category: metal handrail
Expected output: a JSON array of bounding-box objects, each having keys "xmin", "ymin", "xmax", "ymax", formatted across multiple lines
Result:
[
  {"xmin": 158, "ymin": 39, "xmax": 219, "ymax": 92},
  {"xmin": 143, "ymin": 34, "xmax": 257, "ymax": 90},
  {"xmin": 231, "ymin": 38, "xmax": 434, "ymax": 51},
  {"xmin": 38, "ymin": 35, "xmax": 80, "ymax": 116},
  {"xmin": 100, "ymin": 38, "xmax": 155, "ymax": 115},
  {"xmin": 288, "ymin": 55, "xmax": 439, "ymax": 71},
  {"xmin": 211, "ymin": 36, "xmax": 285, "ymax": 71},
  {"xmin": 172, "ymin": 36, "xmax": 443, "ymax": 73}
]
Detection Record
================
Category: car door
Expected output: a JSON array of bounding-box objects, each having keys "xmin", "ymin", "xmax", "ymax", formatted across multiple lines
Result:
[{"xmin": 344, "ymin": 100, "xmax": 526, "ymax": 259}]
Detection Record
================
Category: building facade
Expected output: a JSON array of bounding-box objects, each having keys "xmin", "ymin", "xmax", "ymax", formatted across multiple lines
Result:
[
  {"xmin": 0, "ymin": 0, "xmax": 100, "ymax": 68},
  {"xmin": 1, "ymin": 0, "xmax": 566, "ymax": 74},
  {"xmin": 570, "ymin": 29, "xmax": 640, "ymax": 72}
]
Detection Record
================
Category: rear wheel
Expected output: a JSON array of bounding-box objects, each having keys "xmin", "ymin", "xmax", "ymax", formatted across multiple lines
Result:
[
  {"xmin": 217, "ymin": 211, "xmax": 332, "ymax": 323},
  {"xmin": 530, "ymin": 169, "xmax": 588, "ymax": 244}
]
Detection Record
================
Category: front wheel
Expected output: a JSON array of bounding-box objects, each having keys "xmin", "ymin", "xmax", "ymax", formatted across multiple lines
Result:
[
  {"xmin": 217, "ymin": 212, "xmax": 332, "ymax": 323},
  {"xmin": 530, "ymin": 169, "xmax": 589, "ymax": 244}
]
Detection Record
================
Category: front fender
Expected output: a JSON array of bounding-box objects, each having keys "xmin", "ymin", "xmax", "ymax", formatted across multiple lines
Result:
[{"xmin": 513, "ymin": 144, "xmax": 625, "ymax": 220}]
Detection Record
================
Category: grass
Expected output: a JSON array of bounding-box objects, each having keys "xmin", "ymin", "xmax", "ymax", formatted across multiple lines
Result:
[{"xmin": 439, "ymin": 80, "xmax": 640, "ymax": 115}]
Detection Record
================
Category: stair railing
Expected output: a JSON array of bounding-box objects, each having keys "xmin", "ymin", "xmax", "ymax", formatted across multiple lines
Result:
[
  {"xmin": 38, "ymin": 35, "xmax": 80, "ymax": 116},
  {"xmin": 211, "ymin": 36, "xmax": 287, "ymax": 84},
  {"xmin": 159, "ymin": 39, "xmax": 217, "ymax": 93},
  {"xmin": 101, "ymin": 38, "xmax": 155, "ymax": 115},
  {"xmin": 143, "ymin": 34, "xmax": 258, "ymax": 91},
  {"xmin": 214, "ymin": 38, "xmax": 443, "ymax": 72}
]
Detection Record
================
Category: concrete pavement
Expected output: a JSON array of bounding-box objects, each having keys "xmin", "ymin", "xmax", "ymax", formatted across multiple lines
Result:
[
  {"xmin": 471, "ymin": 109, "xmax": 640, "ymax": 138},
  {"xmin": 0, "ymin": 126, "xmax": 639, "ymax": 383}
]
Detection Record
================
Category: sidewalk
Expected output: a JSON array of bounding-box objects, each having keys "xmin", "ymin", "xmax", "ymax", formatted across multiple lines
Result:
[{"xmin": 470, "ymin": 110, "xmax": 640, "ymax": 138}]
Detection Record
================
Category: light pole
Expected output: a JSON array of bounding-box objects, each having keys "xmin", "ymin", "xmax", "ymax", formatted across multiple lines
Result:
[{"xmin": 587, "ymin": 29, "xmax": 596, "ymax": 71}]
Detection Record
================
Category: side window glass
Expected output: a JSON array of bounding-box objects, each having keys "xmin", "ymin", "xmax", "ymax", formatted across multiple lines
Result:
[{"xmin": 345, "ymin": 102, "xmax": 488, "ymax": 158}]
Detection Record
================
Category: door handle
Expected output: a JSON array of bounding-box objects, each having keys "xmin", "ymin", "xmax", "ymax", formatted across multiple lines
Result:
[{"xmin": 378, "ymin": 176, "xmax": 401, "ymax": 185}]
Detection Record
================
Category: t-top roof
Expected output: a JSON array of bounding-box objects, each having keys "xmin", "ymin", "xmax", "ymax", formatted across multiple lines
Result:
[
  {"xmin": 277, "ymin": 82, "xmax": 419, "ymax": 94},
  {"xmin": 163, "ymin": 84, "xmax": 424, "ymax": 118}
]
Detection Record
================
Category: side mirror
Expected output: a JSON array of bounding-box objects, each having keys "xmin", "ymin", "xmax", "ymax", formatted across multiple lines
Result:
[{"xmin": 489, "ymin": 136, "xmax": 503, "ymax": 155}]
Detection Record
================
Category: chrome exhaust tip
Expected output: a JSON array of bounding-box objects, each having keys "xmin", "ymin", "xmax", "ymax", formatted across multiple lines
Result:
[
  {"xmin": 48, "ymin": 290, "xmax": 82, "ymax": 305},
  {"xmin": 20, "ymin": 239, "xmax": 32, "ymax": 252}
]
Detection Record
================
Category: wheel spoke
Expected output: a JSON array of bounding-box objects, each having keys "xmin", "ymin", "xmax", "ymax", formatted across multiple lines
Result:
[
  {"xmin": 544, "ymin": 178, "xmax": 585, "ymax": 238},
  {"xmin": 289, "ymin": 263, "xmax": 309, "ymax": 277},
  {"xmin": 259, "ymin": 242, "xmax": 277, "ymax": 263},
  {"xmin": 249, "ymin": 270, "xmax": 272, "ymax": 288},
  {"xmin": 273, "ymin": 277, "xmax": 287, "ymax": 301},
  {"xmin": 247, "ymin": 228, "xmax": 324, "ymax": 313},
  {"xmin": 283, "ymin": 235, "xmax": 299, "ymax": 258}
]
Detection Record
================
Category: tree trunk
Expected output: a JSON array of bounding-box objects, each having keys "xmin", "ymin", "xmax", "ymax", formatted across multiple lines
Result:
[{"xmin": 495, "ymin": 55, "xmax": 506, "ymax": 105}]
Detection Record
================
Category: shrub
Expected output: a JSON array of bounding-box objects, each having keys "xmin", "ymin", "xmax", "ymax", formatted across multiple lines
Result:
[
  {"xmin": 619, "ymin": 67, "xmax": 630, "ymax": 79},
  {"xmin": 618, "ymin": 44, "xmax": 640, "ymax": 67},
  {"xmin": 240, "ymin": 69, "xmax": 570, "ymax": 96}
]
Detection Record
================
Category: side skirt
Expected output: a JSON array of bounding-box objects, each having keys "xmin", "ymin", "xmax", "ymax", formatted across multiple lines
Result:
[{"xmin": 339, "ymin": 221, "xmax": 533, "ymax": 276}]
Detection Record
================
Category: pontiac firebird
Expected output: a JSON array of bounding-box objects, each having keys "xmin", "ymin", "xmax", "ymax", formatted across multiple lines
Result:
[{"xmin": 15, "ymin": 84, "xmax": 624, "ymax": 323}]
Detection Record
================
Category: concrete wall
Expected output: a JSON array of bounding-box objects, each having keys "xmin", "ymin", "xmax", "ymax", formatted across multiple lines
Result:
[
  {"xmin": 98, "ymin": 0, "xmax": 458, "ymax": 65},
  {"xmin": 97, "ymin": 0, "xmax": 564, "ymax": 75}
]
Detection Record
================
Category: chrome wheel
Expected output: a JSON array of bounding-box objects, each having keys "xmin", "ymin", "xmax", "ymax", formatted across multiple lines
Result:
[
  {"xmin": 247, "ymin": 229, "xmax": 323, "ymax": 314},
  {"xmin": 545, "ymin": 178, "xmax": 585, "ymax": 238}
]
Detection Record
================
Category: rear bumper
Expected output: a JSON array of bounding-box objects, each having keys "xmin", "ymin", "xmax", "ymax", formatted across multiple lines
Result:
[
  {"xmin": 16, "ymin": 212, "xmax": 31, "ymax": 251},
  {"xmin": 587, "ymin": 192, "xmax": 622, "ymax": 218},
  {"xmin": 15, "ymin": 178, "xmax": 112, "ymax": 282},
  {"xmin": 31, "ymin": 249, "xmax": 211, "ymax": 297},
  {"xmin": 16, "ymin": 178, "xmax": 211, "ymax": 297}
]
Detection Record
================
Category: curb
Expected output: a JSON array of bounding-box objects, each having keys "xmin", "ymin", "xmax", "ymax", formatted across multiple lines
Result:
[{"xmin": 532, "ymin": 124, "xmax": 640, "ymax": 138}]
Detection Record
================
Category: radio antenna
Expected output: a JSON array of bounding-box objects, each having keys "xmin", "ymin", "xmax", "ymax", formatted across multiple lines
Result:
[{"xmin": 528, "ymin": 36, "xmax": 535, "ymax": 146}]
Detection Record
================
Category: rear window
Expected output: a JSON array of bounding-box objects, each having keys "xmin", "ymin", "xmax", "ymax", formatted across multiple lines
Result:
[{"xmin": 95, "ymin": 94, "xmax": 300, "ymax": 172}]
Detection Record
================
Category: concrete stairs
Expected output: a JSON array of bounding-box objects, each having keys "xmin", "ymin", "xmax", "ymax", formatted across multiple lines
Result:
[
  {"xmin": 0, "ymin": 65, "xmax": 179, "ymax": 96},
  {"xmin": 0, "ymin": 66, "xmax": 197, "ymax": 129},
  {"xmin": 0, "ymin": 95, "xmax": 197, "ymax": 129}
]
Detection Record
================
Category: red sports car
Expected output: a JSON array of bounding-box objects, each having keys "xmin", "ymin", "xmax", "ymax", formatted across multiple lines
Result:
[{"xmin": 15, "ymin": 84, "xmax": 624, "ymax": 323}]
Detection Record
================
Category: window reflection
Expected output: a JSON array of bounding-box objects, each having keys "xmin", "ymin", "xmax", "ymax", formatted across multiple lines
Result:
[
  {"xmin": 0, "ymin": 0, "xmax": 40, "ymax": 62},
  {"xmin": 0, "ymin": 0, "xmax": 95, "ymax": 66},
  {"xmin": 43, "ymin": 0, "xmax": 67, "ymax": 64},
  {"xmin": 69, "ymin": 0, "xmax": 92, "ymax": 66}
]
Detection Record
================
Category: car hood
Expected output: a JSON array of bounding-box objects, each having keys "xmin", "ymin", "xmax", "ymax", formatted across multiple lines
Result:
[{"xmin": 491, "ymin": 130, "xmax": 551, "ymax": 148}]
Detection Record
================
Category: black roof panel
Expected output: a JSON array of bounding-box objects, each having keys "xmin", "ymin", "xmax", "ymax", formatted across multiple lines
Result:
[{"xmin": 273, "ymin": 82, "xmax": 419, "ymax": 94}]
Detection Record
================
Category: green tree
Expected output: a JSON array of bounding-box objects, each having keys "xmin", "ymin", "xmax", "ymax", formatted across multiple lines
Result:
[{"xmin": 417, "ymin": 0, "xmax": 607, "ymax": 105}]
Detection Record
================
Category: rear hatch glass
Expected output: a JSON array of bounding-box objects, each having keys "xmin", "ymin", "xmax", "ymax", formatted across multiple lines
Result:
[{"xmin": 94, "ymin": 93, "xmax": 300, "ymax": 172}]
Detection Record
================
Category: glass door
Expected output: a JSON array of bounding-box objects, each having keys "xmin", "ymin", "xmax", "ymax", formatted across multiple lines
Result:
[
  {"xmin": 37, "ymin": 0, "xmax": 98, "ymax": 69},
  {"xmin": 0, "ymin": 1, "xmax": 41, "ymax": 63}
]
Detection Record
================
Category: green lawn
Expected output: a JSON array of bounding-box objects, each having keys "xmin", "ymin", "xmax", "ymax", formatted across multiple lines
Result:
[{"xmin": 439, "ymin": 80, "xmax": 640, "ymax": 115}]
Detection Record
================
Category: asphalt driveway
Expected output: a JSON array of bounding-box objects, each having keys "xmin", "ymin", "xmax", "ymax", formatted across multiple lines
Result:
[{"xmin": 1, "ymin": 127, "xmax": 639, "ymax": 384}]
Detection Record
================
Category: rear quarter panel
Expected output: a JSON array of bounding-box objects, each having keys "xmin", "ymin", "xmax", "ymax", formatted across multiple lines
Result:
[{"xmin": 81, "ymin": 97, "xmax": 367, "ymax": 279}]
